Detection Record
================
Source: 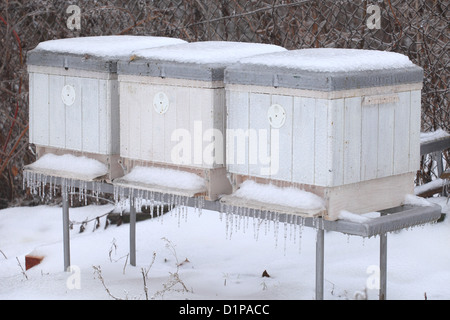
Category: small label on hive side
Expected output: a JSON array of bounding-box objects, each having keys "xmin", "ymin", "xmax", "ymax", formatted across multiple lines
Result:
[{"xmin": 363, "ymin": 94, "xmax": 399, "ymax": 106}]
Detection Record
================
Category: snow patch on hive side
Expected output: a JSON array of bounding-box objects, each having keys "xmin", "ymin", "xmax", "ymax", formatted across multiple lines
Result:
[{"xmin": 25, "ymin": 153, "xmax": 108, "ymax": 181}]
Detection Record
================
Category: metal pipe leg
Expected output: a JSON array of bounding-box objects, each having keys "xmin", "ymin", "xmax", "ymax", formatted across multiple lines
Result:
[
  {"xmin": 130, "ymin": 197, "xmax": 136, "ymax": 266},
  {"xmin": 315, "ymin": 227, "xmax": 325, "ymax": 300},
  {"xmin": 62, "ymin": 191, "xmax": 70, "ymax": 272},
  {"xmin": 379, "ymin": 232, "xmax": 387, "ymax": 300}
]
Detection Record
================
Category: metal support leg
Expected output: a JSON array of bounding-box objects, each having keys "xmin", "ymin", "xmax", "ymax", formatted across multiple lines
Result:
[
  {"xmin": 62, "ymin": 191, "xmax": 70, "ymax": 272},
  {"xmin": 130, "ymin": 197, "xmax": 136, "ymax": 267},
  {"xmin": 379, "ymin": 232, "xmax": 387, "ymax": 300},
  {"xmin": 315, "ymin": 227, "xmax": 325, "ymax": 300}
]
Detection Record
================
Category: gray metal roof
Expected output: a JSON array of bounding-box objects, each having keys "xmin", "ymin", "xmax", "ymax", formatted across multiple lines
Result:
[{"xmin": 224, "ymin": 64, "xmax": 424, "ymax": 91}]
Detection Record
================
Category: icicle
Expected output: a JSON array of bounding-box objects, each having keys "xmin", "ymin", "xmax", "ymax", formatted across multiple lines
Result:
[
  {"xmin": 230, "ymin": 206, "xmax": 236, "ymax": 240},
  {"xmin": 184, "ymin": 196, "xmax": 188, "ymax": 223},
  {"xmin": 298, "ymin": 223, "xmax": 303, "ymax": 254},
  {"xmin": 219, "ymin": 202, "xmax": 224, "ymax": 221},
  {"xmin": 42, "ymin": 175, "xmax": 48, "ymax": 200},
  {"xmin": 283, "ymin": 221, "xmax": 288, "ymax": 255},
  {"xmin": 22, "ymin": 172, "xmax": 26, "ymax": 191},
  {"xmin": 264, "ymin": 211, "xmax": 268, "ymax": 236},
  {"xmin": 255, "ymin": 209, "xmax": 263, "ymax": 242},
  {"xmin": 235, "ymin": 206, "xmax": 241, "ymax": 232},
  {"xmin": 84, "ymin": 181, "xmax": 89, "ymax": 206},
  {"xmin": 150, "ymin": 200, "xmax": 155, "ymax": 219},
  {"xmin": 177, "ymin": 199, "xmax": 182, "ymax": 228},
  {"xmin": 113, "ymin": 186, "xmax": 118, "ymax": 204},
  {"xmin": 274, "ymin": 212, "xmax": 279, "ymax": 248},
  {"xmin": 225, "ymin": 205, "xmax": 230, "ymax": 239}
]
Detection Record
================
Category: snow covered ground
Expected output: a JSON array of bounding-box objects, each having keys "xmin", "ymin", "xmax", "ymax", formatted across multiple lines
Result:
[{"xmin": 0, "ymin": 196, "xmax": 449, "ymax": 300}]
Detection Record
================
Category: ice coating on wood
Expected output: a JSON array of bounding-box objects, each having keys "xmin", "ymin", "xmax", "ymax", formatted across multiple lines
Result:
[
  {"xmin": 420, "ymin": 128, "xmax": 450, "ymax": 143},
  {"xmin": 236, "ymin": 48, "xmax": 415, "ymax": 72},
  {"xmin": 34, "ymin": 35, "xmax": 186, "ymax": 58},
  {"xmin": 133, "ymin": 41, "xmax": 287, "ymax": 65}
]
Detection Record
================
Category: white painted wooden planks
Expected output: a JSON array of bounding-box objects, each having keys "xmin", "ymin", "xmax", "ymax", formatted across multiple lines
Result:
[
  {"xmin": 226, "ymin": 88, "xmax": 421, "ymax": 187},
  {"xmin": 120, "ymin": 79, "xmax": 225, "ymax": 169},
  {"xmin": 29, "ymin": 70, "xmax": 118, "ymax": 155},
  {"xmin": 30, "ymin": 72, "xmax": 49, "ymax": 146},
  {"xmin": 292, "ymin": 97, "xmax": 315, "ymax": 185},
  {"xmin": 409, "ymin": 90, "xmax": 422, "ymax": 172},
  {"xmin": 226, "ymin": 90, "xmax": 249, "ymax": 176},
  {"xmin": 342, "ymin": 97, "xmax": 362, "ymax": 185}
]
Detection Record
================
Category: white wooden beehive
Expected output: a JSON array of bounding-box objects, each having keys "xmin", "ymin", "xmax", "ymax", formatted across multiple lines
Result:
[
  {"xmin": 26, "ymin": 36, "xmax": 186, "ymax": 182},
  {"xmin": 223, "ymin": 48, "xmax": 424, "ymax": 220},
  {"xmin": 116, "ymin": 41, "xmax": 286, "ymax": 200}
]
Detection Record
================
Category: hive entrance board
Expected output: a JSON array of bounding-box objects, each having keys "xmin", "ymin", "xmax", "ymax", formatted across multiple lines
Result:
[
  {"xmin": 23, "ymin": 153, "xmax": 109, "ymax": 182},
  {"xmin": 220, "ymin": 179, "xmax": 326, "ymax": 218},
  {"xmin": 113, "ymin": 165, "xmax": 208, "ymax": 198}
]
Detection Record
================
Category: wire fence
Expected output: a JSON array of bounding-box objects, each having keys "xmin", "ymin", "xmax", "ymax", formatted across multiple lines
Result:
[{"xmin": 0, "ymin": 0, "xmax": 448, "ymax": 202}]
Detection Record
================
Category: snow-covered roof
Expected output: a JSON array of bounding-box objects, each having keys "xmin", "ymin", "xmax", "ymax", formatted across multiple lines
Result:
[
  {"xmin": 225, "ymin": 48, "xmax": 423, "ymax": 91},
  {"xmin": 237, "ymin": 48, "xmax": 415, "ymax": 72},
  {"xmin": 33, "ymin": 35, "xmax": 187, "ymax": 59},
  {"xmin": 132, "ymin": 41, "xmax": 286, "ymax": 65}
]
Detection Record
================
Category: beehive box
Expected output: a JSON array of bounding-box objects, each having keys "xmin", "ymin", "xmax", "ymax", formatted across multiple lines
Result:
[
  {"xmin": 116, "ymin": 41, "xmax": 286, "ymax": 200},
  {"xmin": 26, "ymin": 35, "xmax": 186, "ymax": 182},
  {"xmin": 223, "ymin": 48, "xmax": 423, "ymax": 220}
]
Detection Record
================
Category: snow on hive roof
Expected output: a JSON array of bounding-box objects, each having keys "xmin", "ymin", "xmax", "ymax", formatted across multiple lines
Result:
[
  {"xmin": 237, "ymin": 48, "xmax": 416, "ymax": 72},
  {"xmin": 133, "ymin": 41, "xmax": 287, "ymax": 65},
  {"xmin": 33, "ymin": 35, "xmax": 187, "ymax": 58}
]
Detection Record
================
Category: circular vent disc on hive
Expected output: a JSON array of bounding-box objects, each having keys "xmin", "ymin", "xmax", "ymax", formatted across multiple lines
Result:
[
  {"xmin": 61, "ymin": 85, "xmax": 76, "ymax": 106},
  {"xmin": 267, "ymin": 104, "xmax": 286, "ymax": 128},
  {"xmin": 153, "ymin": 92, "xmax": 169, "ymax": 114}
]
